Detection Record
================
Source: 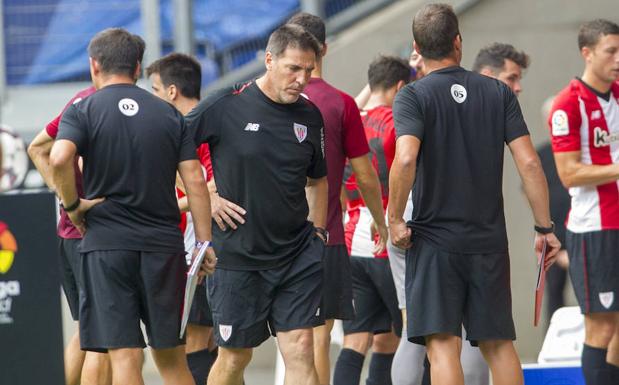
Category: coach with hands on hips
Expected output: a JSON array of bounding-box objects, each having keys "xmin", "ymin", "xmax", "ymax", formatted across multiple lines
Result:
[{"xmin": 50, "ymin": 28, "xmax": 216, "ymax": 385}]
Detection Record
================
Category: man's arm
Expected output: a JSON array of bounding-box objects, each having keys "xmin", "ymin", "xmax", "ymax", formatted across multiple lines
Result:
[
  {"xmin": 50, "ymin": 140, "xmax": 103, "ymax": 234},
  {"xmin": 387, "ymin": 135, "xmax": 420, "ymax": 249},
  {"xmin": 178, "ymin": 159, "xmax": 216, "ymax": 274},
  {"xmin": 508, "ymin": 135, "xmax": 561, "ymax": 263},
  {"xmin": 350, "ymin": 155, "xmax": 388, "ymax": 254},
  {"xmin": 27, "ymin": 129, "xmax": 56, "ymax": 191},
  {"xmin": 554, "ymin": 151, "xmax": 619, "ymax": 188},
  {"xmin": 306, "ymin": 176, "xmax": 328, "ymax": 240}
]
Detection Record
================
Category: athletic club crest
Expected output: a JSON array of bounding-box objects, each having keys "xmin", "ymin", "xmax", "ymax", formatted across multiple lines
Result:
[
  {"xmin": 293, "ymin": 123, "xmax": 308, "ymax": 143},
  {"xmin": 599, "ymin": 292, "xmax": 614, "ymax": 309},
  {"xmin": 219, "ymin": 324, "xmax": 232, "ymax": 342}
]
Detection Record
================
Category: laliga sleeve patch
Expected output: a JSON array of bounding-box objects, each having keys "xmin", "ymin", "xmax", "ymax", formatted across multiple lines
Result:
[{"xmin": 551, "ymin": 110, "xmax": 569, "ymax": 136}]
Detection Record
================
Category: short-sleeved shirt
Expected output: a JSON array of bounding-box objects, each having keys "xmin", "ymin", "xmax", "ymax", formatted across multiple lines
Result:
[
  {"xmin": 549, "ymin": 79, "xmax": 619, "ymax": 233},
  {"xmin": 393, "ymin": 66, "xmax": 529, "ymax": 254},
  {"xmin": 57, "ymin": 84, "xmax": 196, "ymax": 253},
  {"xmin": 303, "ymin": 78, "xmax": 370, "ymax": 245},
  {"xmin": 46, "ymin": 86, "xmax": 96, "ymax": 239},
  {"xmin": 344, "ymin": 106, "xmax": 395, "ymax": 258},
  {"xmin": 186, "ymin": 81, "xmax": 327, "ymax": 270}
]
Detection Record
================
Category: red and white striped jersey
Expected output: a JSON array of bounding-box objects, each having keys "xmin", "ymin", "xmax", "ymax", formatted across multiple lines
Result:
[
  {"xmin": 549, "ymin": 79, "xmax": 619, "ymax": 233},
  {"xmin": 344, "ymin": 106, "xmax": 395, "ymax": 258}
]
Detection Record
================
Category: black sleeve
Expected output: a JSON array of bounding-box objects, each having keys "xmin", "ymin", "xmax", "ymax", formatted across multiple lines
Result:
[
  {"xmin": 393, "ymin": 85, "xmax": 424, "ymax": 140},
  {"xmin": 307, "ymin": 115, "xmax": 327, "ymax": 179},
  {"xmin": 503, "ymin": 84, "xmax": 529, "ymax": 143},
  {"xmin": 57, "ymin": 104, "xmax": 87, "ymax": 155},
  {"xmin": 185, "ymin": 97, "xmax": 218, "ymax": 147},
  {"xmin": 178, "ymin": 115, "xmax": 198, "ymax": 162}
]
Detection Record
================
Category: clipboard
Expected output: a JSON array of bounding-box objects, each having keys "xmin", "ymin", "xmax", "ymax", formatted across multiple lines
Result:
[
  {"xmin": 534, "ymin": 237, "xmax": 548, "ymax": 327},
  {"xmin": 179, "ymin": 243, "xmax": 209, "ymax": 338}
]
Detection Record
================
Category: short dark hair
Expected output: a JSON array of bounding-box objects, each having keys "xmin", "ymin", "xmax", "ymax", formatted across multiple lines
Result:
[
  {"xmin": 88, "ymin": 28, "xmax": 144, "ymax": 77},
  {"xmin": 146, "ymin": 53, "xmax": 202, "ymax": 100},
  {"xmin": 578, "ymin": 19, "xmax": 619, "ymax": 50},
  {"xmin": 368, "ymin": 55, "xmax": 411, "ymax": 92},
  {"xmin": 287, "ymin": 12, "xmax": 326, "ymax": 46},
  {"xmin": 265, "ymin": 24, "xmax": 321, "ymax": 59},
  {"xmin": 412, "ymin": 3, "xmax": 460, "ymax": 61},
  {"xmin": 472, "ymin": 43, "xmax": 530, "ymax": 73}
]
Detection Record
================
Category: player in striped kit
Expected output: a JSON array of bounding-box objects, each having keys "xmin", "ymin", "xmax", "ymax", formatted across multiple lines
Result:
[
  {"xmin": 333, "ymin": 55, "xmax": 410, "ymax": 385},
  {"xmin": 549, "ymin": 19, "xmax": 619, "ymax": 385}
]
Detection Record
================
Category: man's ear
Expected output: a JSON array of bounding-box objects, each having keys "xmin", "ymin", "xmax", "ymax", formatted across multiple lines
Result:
[
  {"xmin": 265, "ymin": 51, "xmax": 273, "ymax": 71},
  {"xmin": 321, "ymin": 42, "xmax": 328, "ymax": 57},
  {"xmin": 479, "ymin": 67, "xmax": 495, "ymax": 77},
  {"xmin": 168, "ymin": 84, "xmax": 178, "ymax": 101},
  {"xmin": 396, "ymin": 80, "xmax": 406, "ymax": 92},
  {"xmin": 134, "ymin": 62, "xmax": 142, "ymax": 82},
  {"xmin": 581, "ymin": 46, "xmax": 592, "ymax": 63}
]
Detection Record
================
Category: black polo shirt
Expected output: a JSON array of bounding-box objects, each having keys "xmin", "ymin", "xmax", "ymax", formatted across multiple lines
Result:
[
  {"xmin": 186, "ymin": 81, "xmax": 327, "ymax": 270},
  {"xmin": 393, "ymin": 66, "xmax": 529, "ymax": 253},
  {"xmin": 57, "ymin": 84, "xmax": 196, "ymax": 253}
]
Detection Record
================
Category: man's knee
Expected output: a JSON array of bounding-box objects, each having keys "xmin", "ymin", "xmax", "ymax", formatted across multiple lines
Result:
[
  {"xmin": 585, "ymin": 313, "xmax": 618, "ymax": 346},
  {"xmin": 426, "ymin": 333, "xmax": 462, "ymax": 362},
  {"xmin": 343, "ymin": 332, "xmax": 372, "ymax": 355},
  {"xmin": 280, "ymin": 330, "xmax": 317, "ymax": 366},
  {"xmin": 477, "ymin": 339, "xmax": 514, "ymax": 358},
  {"xmin": 372, "ymin": 332, "xmax": 399, "ymax": 353},
  {"xmin": 217, "ymin": 347, "xmax": 253, "ymax": 373}
]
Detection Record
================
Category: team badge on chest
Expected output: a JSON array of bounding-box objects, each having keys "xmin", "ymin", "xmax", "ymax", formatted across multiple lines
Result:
[{"xmin": 293, "ymin": 123, "xmax": 308, "ymax": 143}]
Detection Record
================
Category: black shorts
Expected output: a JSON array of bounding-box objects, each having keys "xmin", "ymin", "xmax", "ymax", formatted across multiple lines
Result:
[
  {"xmin": 567, "ymin": 230, "xmax": 619, "ymax": 313},
  {"xmin": 343, "ymin": 257, "xmax": 402, "ymax": 337},
  {"xmin": 59, "ymin": 238, "xmax": 81, "ymax": 321},
  {"xmin": 405, "ymin": 237, "xmax": 515, "ymax": 346},
  {"xmin": 189, "ymin": 281, "xmax": 213, "ymax": 327},
  {"xmin": 322, "ymin": 244, "xmax": 355, "ymax": 320},
  {"xmin": 207, "ymin": 237, "xmax": 324, "ymax": 348},
  {"xmin": 79, "ymin": 250, "xmax": 187, "ymax": 352}
]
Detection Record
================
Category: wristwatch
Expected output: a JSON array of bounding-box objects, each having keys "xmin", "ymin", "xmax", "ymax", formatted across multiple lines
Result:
[
  {"xmin": 194, "ymin": 240, "xmax": 212, "ymax": 250},
  {"xmin": 61, "ymin": 198, "xmax": 81, "ymax": 213},
  {"xmin": 534, "ymin": 222, "xmax": 555, "ymax": 234},
  {"xmin": 315, "ymin": 227, "xmax": 329, "ymax": 244}
]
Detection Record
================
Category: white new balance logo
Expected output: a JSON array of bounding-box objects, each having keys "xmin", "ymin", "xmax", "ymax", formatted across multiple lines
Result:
[{"xmin": 244, "ymin": 123, "xmax": 260, "ymax": 132}]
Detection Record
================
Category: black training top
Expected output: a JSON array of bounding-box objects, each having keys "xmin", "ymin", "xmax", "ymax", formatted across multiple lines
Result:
[
  {"xmin": 57, "ymin": 84, "xmax": 196, "ymax": 253},
  {"xmin": 393, "ymin": 66, "xmax": 529, "ymax": 254},
  {"xmin": 186, "ymin": 81, "xmax": 327, "ymax": 270}
]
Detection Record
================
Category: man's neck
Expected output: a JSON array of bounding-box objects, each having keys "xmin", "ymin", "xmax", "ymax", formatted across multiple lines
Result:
[
  {"xmin": 364, "ymin": 90, "xmax": 392, "ymax": 110},
  {"xmin": 177, "ymin": 98, "xmax": 199, "ymax": 116},
  {"xmin": 581, "ymin": 69, "xmax": 613, "ymax": 94},
  {"xmin": 311, "ymin": 56, "xmax": 324, "ymax": 78},
  {"xmin": 422, "ymin": 57, "xmax": 459, "ymax": 75},
  {"xmin": 96, "ymin": 74, "xmax": 135, "ymax": 89}
]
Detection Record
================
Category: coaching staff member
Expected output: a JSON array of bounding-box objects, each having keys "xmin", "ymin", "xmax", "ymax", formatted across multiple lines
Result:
[
  {"xmin": 50, "ymin": 28, "xmax": 216, "ymax": 385},
  {"xmin": 388, "ymin": 4, "xmax": 560, "ymax": 385},
  {"xmin": 549, "ymin": 19, "xmax": 619, "ymax": 385},
  {"xmin": 186, "ymin": 24, "xmax": 328, "ymax": 385}
]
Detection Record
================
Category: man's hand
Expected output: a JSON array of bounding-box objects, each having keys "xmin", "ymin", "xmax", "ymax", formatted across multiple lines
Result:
[
  {"xmin": 211, "ymin": 192, "xmax": 246, "ymax": 231},
  {"xmin": 196, "ymin": 246, "xmax": 217, "ymax": 276},
  {"xmin": 535, "ymin": 232, "xmax": 561, "ymax": 271},
  {"xmin": 371, "ymin": 221, "xmax": 388, "ymax": 255},
  {"xmin": 67, "ymin": 197, "xmax": 105, "ymax": 235},
  {"xmin": 389, "ymin": 219, "xmax": 412, "ymax": 249}
]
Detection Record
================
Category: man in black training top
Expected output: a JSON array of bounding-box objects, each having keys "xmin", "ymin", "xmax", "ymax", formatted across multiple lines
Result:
[
  {"xmin": 388, "ymin": 4, "xmax": 561, "ymax": 385},
  {"xmin": 186, "ymin": 24, "xmax": 328, "ymax": 385},
  {"xmin": 50, "ymin": 28, "xmax": 216, "ymax": 385}
]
